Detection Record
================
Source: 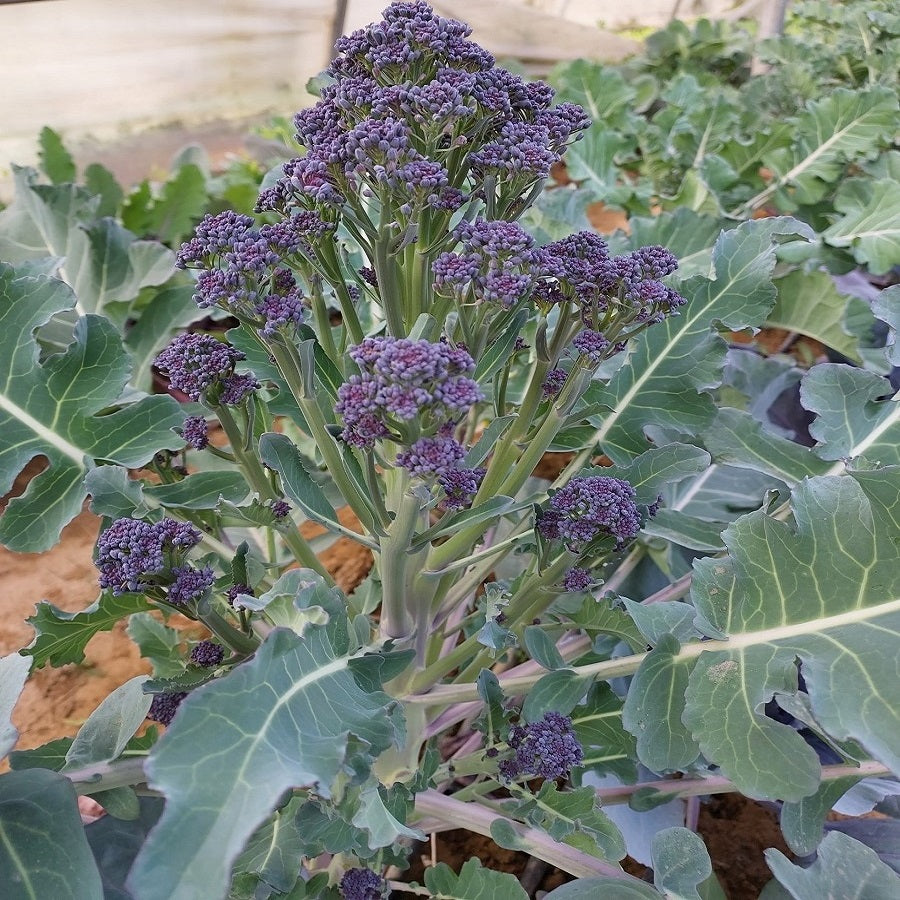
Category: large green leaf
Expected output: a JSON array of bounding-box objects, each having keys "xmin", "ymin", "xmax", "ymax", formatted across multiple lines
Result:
[
  {"xmin": 767, "ymin": 269, "xmax": 863, "ymax": 360},
  {"xmin": 0, "ymin": 654, "xmax": 31, "ymax": 760},
  {"xmin": 651, "ymin": 827, "xmax": 717, "ymax": 900},
  {"xmin": 423, "ymin": 858, "xmax": 528, "ymax": 900},
  {"xmin": 824, "ymin": 177, "xmax": 900, "ymax": 274},
  {"xmin": 128, "ymin": 623, "xmax": 404, "ymax": 900},
  {"xmin": 801, "ymin": 365, "xmax": 900, "ymax": 467},
  {"xmin": 0, "ymin": 768, "xmax": 103, "ymax": 899},
  {"xmin": 766, "ymin": 831, "xmax": 900, "ymax": 899},
  {"xmin": 624, "ymin": 469, "xmax": 900, "ymax": 800},
  {"xmin": 0, "ymin": 167, "xmax": 175, "ymax": 317},
  {"xmin": 746, "ymin": 86, "xmax": 898, "ymax": 211},
  {"xmin": 588, "ymin": 217, "xmax": 813, "ymax": 462},
  {"xmin": 703, "ymin": 408, "xmax": 830, "ymax": 485},
  {"xmin": 61, "ymin": 676, "xmax": 151, "ymax": 772},
  {"xmin": 0, "ymin": 263, "xmax": 184, "ymax": 551}
]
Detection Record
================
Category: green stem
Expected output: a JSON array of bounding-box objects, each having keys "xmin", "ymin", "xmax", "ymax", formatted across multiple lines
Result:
[
  {"xmin": 378, "ymin": 482, "xmax": 427, "ymax": 642},
  {"xmin": 412, "ymin": 789, "xmax": 642, "ymax": 882},
  {"xmin": 268, "ymin": 341, "xmax": 380, "ymax": 536},
  {"xmin": 214, "ymin": 402, "xmax": 331, "ymax": 579},
  {"xmin": 309, "ymin": 282, "xmax": 340, "ymax": 366}
]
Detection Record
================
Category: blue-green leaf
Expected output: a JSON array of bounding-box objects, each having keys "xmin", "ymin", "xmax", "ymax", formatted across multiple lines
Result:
[
  {"xmin": 766, "ymin": 831, "xmax": 900, "ymax": 899},
  {"xmin": 0, "ymin": 769, "xmax": 103, "ymax": 899},
  {"xmin": 128, "ymin": 626, "xmax": 403, "ymax": 900},
  {"xmin": 0, "ymin": 654, "xmax": 32, "ymax": 760},
  {"xmin": 423, "ymin": 857, "xmax": 529, "ymax": 899},
  {"xmin": 588, "ymin": 218, "xmax": 813, "ymax": 462},
  {"xmin": 62, "ymin": 676, "xmax": 150, "ymax": 772},
  {"xmin": 0, "ymin": 263, "xmax": 184, "ymax": 551}
]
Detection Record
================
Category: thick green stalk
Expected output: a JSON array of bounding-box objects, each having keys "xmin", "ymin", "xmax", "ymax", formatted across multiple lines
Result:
[{"xmin": 378, "ymin": 482, "xmax": 427, "ymax": 642}]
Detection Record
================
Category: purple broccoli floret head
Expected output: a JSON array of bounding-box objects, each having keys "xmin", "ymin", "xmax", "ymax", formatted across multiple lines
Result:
[
  {"xmin": 96, "ymin": 517, "xmax": 202, "ymax": 595},
  {"xmin": 499, "ymin": 711, "xmax": 583, "ymax": 781},
  {"xmin": 181, "ymin": 415, "xmax": 209, "ymax": 450},
  {"xmin": 191, "ymin": 640, "xmax": 225, "ymax": 668},
  {"xmin": 339, "ymin": 867, "xmax": 384, "ymax": 900},
  {"xmin": 547, "ymin": 475, "xmax": 640, "ymax": 547},
  {"xmin": 154, "ymin": 333, "xmax": 246, "ymax": 402},
  {"xmin": 147, "ymin": 692, "xmax": 188, "ymax": 727},
  {"xmin": 167, "ymin": 565, "xmax": 215, "ymax": 606}
]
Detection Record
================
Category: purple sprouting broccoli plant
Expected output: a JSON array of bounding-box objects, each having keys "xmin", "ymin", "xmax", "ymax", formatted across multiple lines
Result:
[
  {"xmin": 8, "ymin": 5, "xmax": 830, "ymax": 898},
  {"xmin": 499, "ymin": 712, "xmax": 584, "ymax": 781}
]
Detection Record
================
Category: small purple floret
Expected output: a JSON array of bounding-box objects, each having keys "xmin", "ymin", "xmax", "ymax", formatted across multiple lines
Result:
[
  {"xmin": 562, "ymin": 567, "xmax": 592, "ymax": 592},
  {"xmin": 147, "ymin": 692, "xmax": 188, "ymax": 727},
  {"xmin": 397, "ymin": 436, "xmax": 466, "ymax": 477},
  {"xmin": 546, "ymin": 476, "xmax": 640, "ymax": 547},
  {"xmin": 168, "ymin": 565, "xmax": 215, "ymax": 606},
  {"xmin": 154, "ymin": 334, "xmax": 246, "ymax": 402},
  {"xmin": 499, "ymin": 712, "xmax": 583, "ymax": 781},
  {"xmin": 438, "ymin": 466, "xmax": 485, "ymax": 509},
  {"xmin": 182, "ymin": 416, "xmax": 209, "ymax": 450},
  {"xmin": 339, "ymin": 867, "xmax": 384, "ymax": 900},
  {"xmin": 191, "ymin": 640, "xmax": 225, "ymax": 667},
  {"xmin": 96, "ymin": 518, "xmax": 202, "ymax": 595},
  {"xmin": 541, "ymin": 368, "xmax": 567, "ymax": 399}
]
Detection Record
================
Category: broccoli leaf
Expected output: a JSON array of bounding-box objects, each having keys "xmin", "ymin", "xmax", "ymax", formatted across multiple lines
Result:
[
  {"xmin": 0, "ymin": 769, "xmax": 103, "ymax": 899},
  {"xmin": 588, "ymin": 217, "xmax": 813, "ymax": 462},
  {"xmin": 624, "ymin": 468, "xmax": 900, "ymax": 800},
  {"xmin": 128, "ymin": 620, "xmax": 404, "ymax": 900},
  {"xmin": 0, "ymin": 263, "xmax": 184, "ymax": 551}
]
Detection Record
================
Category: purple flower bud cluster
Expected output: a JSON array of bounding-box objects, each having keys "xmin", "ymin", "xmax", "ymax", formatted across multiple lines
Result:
[
  {"xmin": 562, "ymin": 566, "xmax": 593, "ymax": 592},
  {"xmin": 336, "ymin": 337, "xmax": 481, "ymax": 448},
  {"xmin": 396, "ymin": 435, "xmax": 466, "ymax": 477},
  {"xmin": 181, "ymin": 415, "xmax": 209, "ymax": 450},
  {"xmin": 191, "ymin": 640, "xmax": 225, "ymax": 668},
  {"xmin": 540, "ymin": 476, "xmax": 641, "ymax": 548},
  {"xmin": 572, "ymin": 329, "xmax": 610, "ymax": 364},
  {"xmin": 339, "ymin": 867, "xmax": 385, "ymax": 900},
  {"xmin": 147, "ymin": 692, "xmax": 188, "ymax": 727},
  {"xmin": 167, "ymin": 565, "xmax": 215, "ymax": 606},
  {"xmin": 438, "ymin": 466, "xmax": 486, "ymax": 509},
  {"xmin": 270, "ymin": 499, "xmax": 292, "ymax": 519},
  {"xmin": 227, "ymin": 583, "xmax": 254, "ymax": 607},
  {"xmin": 498, "ymin": 712, "xmax": 584, "ymax": 781},
  {"xmin": 539, "ymin": 233, "xmax": 686, "ymax": 327},
  {"xmin": 96, "ymin": 517, "xmax": 201, "ymax": 595},
  {"xmin": 256, "ymin": 3, "xmax": 587, "ymax": 223},
  {"xmin": 433, "ymin": 219, "xmax": 550, "ymax": 308},
  {"xmin": 469, "ymin": 121, "xmax": 557, "ymax": 180},
  {"xmin": 541, "ymin": 368, "xmax": 568, "ymax": 399},
  {"xmin": 176, "ymin": 210, "xmax": 333, "ymax": 337},
  {"xmin": 154, "ymin": 334, "xmax": 253, "ymax": 404}
]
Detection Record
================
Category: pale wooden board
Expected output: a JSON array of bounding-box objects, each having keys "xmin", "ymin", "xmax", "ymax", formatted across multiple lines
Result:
[{"xmin": 0, "ymin": 0, "xmax": 335, "ymax": 176}]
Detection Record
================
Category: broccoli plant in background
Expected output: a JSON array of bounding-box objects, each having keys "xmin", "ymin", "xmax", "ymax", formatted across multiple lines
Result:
[{"xmin": 0, "ymin": 3, "xmax": 898, "ymax": 900}]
